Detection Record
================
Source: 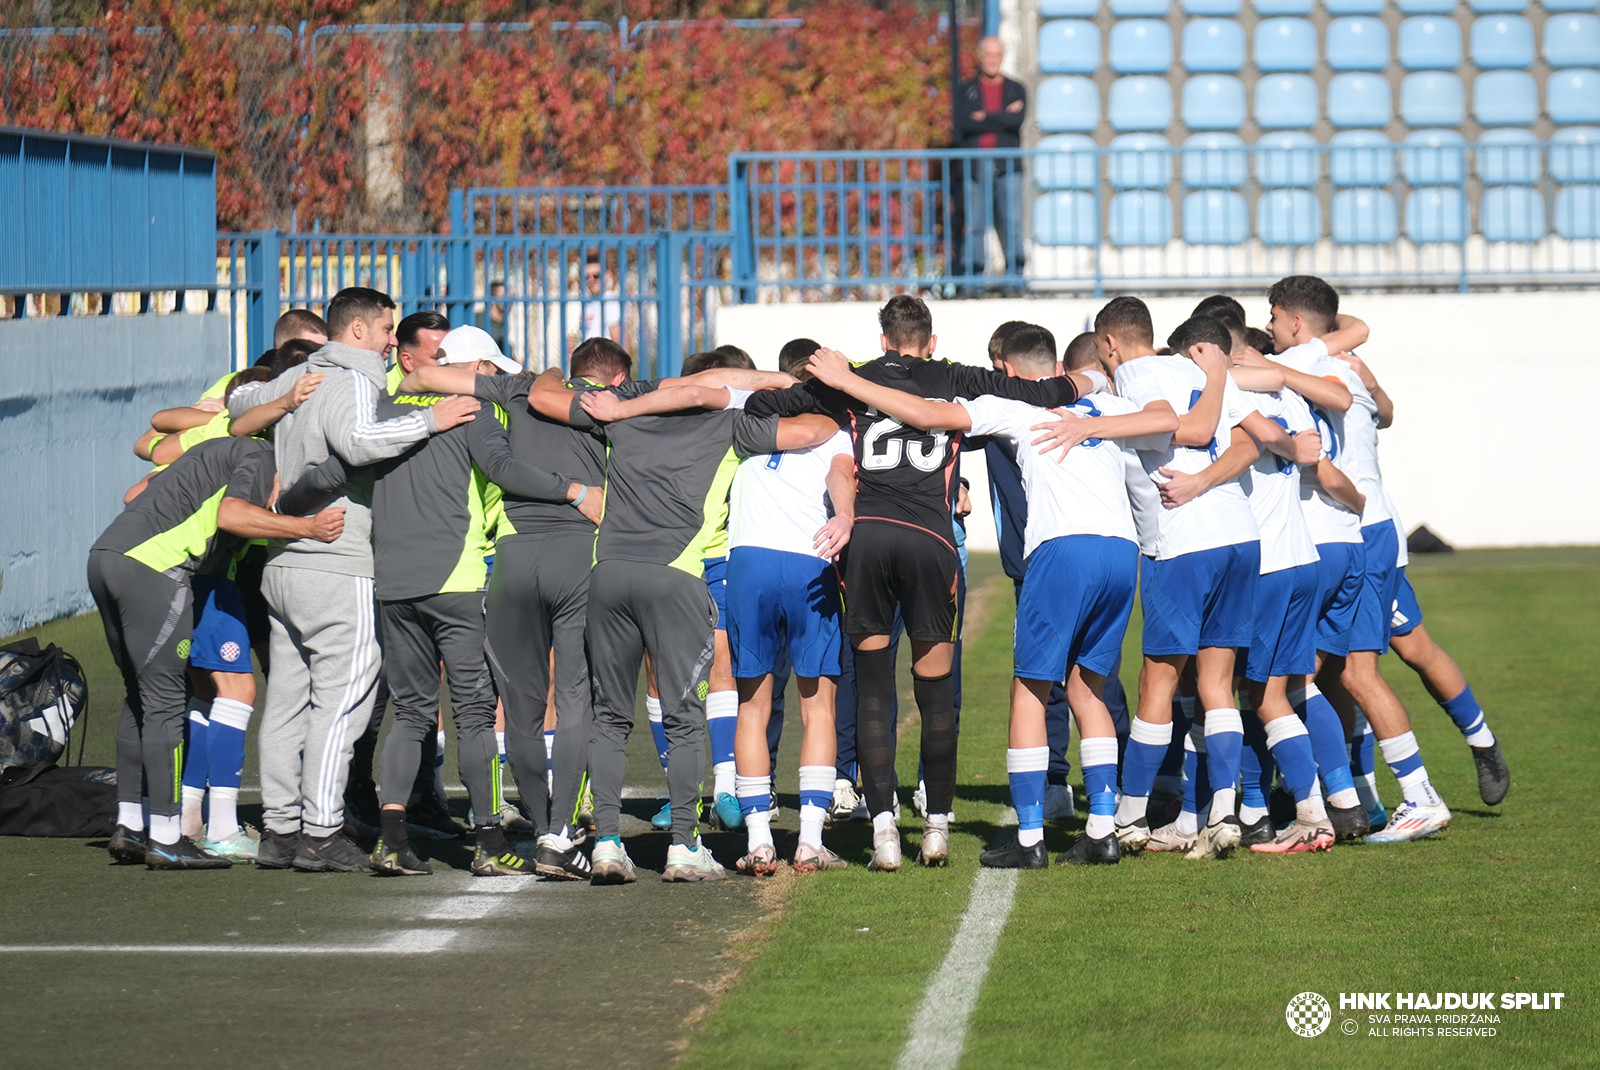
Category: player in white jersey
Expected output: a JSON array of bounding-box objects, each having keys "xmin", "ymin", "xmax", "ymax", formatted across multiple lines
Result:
[{"xmin": 726, "ymin": 344, "xmax": 857, "ymax": 876}]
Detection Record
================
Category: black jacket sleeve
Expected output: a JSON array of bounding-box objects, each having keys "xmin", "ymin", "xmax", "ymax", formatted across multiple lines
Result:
[
  {"xmin": 953, "ymin": 78, "xmax": 1028, "ymax": 143},
  {"xmin": 278, "ymin": 455, "xmax": 352, "ymax": 516},
  {"xmin": 465, "ymin": 412, "xmax": 572, "ymax": 502},
  {"xmin": 744, "ymin": 381, "xmax": 848, "ymax": 422},
  {"xmin": 944, "ymin": 363, "xmax": 1079, "ymax": 408}
]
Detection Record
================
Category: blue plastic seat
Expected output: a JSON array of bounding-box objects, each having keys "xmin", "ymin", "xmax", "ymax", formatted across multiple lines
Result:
[
  {"xmin": 1469, "ymin": 0, "xmax": 1526, "ymax": 11},
  {"xmin": 1555, "ymin": 185, "xmax": 1600, "ymax": 238},
  {"xmin": 1183, "ymin": 19, "xmax": 1246, "ymax": 72},
  {"xmin": 1033, "ymin": 191, "xmax": 1099, "ymax": 245},
  {"xmin": 1183, "ymin": 190, "xmax": 1251, "ymax": 242},
  {"xmin": 1472, "ymin": 16, "xmax": 1535, "ymax": 68},
  {"xmin": 1037, "ymin": 76, "xmax": 1101, "ymax": 133},
  {"xmin": 1110, "ymin": 76, "xmax": 1174, "ymax": 131},
  {"xmin": 1544, "ymin": 0, "xmax": 1596, "ymax": 12},
  {"xmin": 1405, "ymin": 187, "xmax": 1468, "ymax": 242},
  {"xmin": 1549, "ymin": 69, "xmax": 1600, "ymax": 125},
  {"xmin": 1326, "ymin": 18, "xmax": 1389, "ymax": 71},
  {"xmin": 1551, "ymin": 126, "xmax": 1600, "ymax": 182},
  {"xmin": 1254, "ymin": 18, "xmax": 1318, "ymax": 72},
  {"xmin": 1183, "ymin": 75, "xmax": 1248, "ymax": 129},
  {"xmin": 1328, "ymin": 74, "xmax": 1393, "ymax": 128},
  {"xmin": 1326, "ymin": 0, "xmax": 1383, "ymax": 13},
  {"xmin": 1477, "ymin": 128, "xmax": 1542, "ymax": 183},
  {"xmin": 1402, "ymin": 129, "xmax": 1468, "ymax": 183},
  {"xmin": 1474, "ymin": 71, "xmax": 1540, "ymax": 126},
  {"xmin": 1111, "ymin": 20, "xmax": 1174, "ymax": 74},
  {"xmin": 1399, "ymin": 17, "xmax": 1462, "ymax": 69},
  {"xmin": 1545, "ymin": 15, "xmax": 1600, "ymax": 68},
  {"xmin": 1400, "ymin": 72, "xmax": 1465, "ymax": 125},
  {"xmin": 1109, "ymin": 191, "xmax": 1174, "ymax": 245},
  {"xmin": 1254, "ymin": 74, "xmax": 1319, "ymax": 129},
  {"xmin": 1330, "ymin": 129, "xmax": 1395, "ymax": 185},
  {"xmin": 1184, "ymin": 0, "xmax": 1241, "ymax": 13},
  {"xmin": 1182, "ymin": 132, "xmax": 1249, "ymax": 187},
  {"xmin": 1108, "ymin": 133, "xmax": 1173, "ymax": 189},
  {"xmin": 1039, "ymin": 0, "xmax": 1097, "ymax": 13},
  {"xmin": 1039, "ymin": 21, "xmax": 1101, "ymax": 75},
  {"xmin": 1256, "ymin": 131, "xmax": 1321, "ymax": 186},
  {"xmin": 1397, "ymin": 0, "xmax": 1456, "ymax": 13},
  {"xmin": 1111, "ymin": 0, "xmax": 1170, "ymax": 14},
  {"xmin": 1254, "ymin": 0, "xmax": 1313, "ymax": 13},
  {"xmin": 1332, "ymin": 189, "xmax": 1400, "ymax": 242},
  {"xmin": 1480, "ymin": 186, "xmax": 1546, "ymax": 240},
  {"xmin": 1036, "ymin": 134, "xmax": 1100, "ymax": 190},
  {"xmin": 1257, "ymin": 189, "xmax": 1321, "ymax": 244}
]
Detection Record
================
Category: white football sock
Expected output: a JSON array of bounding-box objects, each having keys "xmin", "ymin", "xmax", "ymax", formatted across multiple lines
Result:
[
  {"xmin": 1017, "ymin": 826, "xmax": 1043, "ymax": 847},
  {"xmin": 148, "ymin": 813, "xmax": 181, "ymax": 846},
  {"xmin": 208, "ymin": 787, "xmax": 241, "ymax": 841},
  {"xmin": 117, "ymin": 801, "xmax": 145, "ymax": 830}
]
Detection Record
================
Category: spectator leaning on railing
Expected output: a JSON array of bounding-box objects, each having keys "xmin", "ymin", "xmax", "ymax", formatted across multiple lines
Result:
[{"xmin": 953, "ymin": 36, "xmax": 1027, "ymax": 289}]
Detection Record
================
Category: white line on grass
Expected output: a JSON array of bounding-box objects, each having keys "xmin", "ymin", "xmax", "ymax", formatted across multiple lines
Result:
[
  {"xmin": 895, "ymin": 867, "xmax": 1020, "ymax": 1070},
  {"xmin": 0, "ymin": 929, "xmax": 460, "ymax": 955}
]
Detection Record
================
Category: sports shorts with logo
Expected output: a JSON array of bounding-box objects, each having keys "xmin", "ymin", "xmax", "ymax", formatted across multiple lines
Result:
[
  {"xmin": 1311, "ymin": 541, "xmax": 1364, "ymax": 658},
  {"xmin": 727, "ymin": 546, "xmax": 843, "ymax": 679},
  {"xmin": 1244, "ymin": 562, "xmax": 1318, "ymax": 682},
  {"xmin": 1350, "ymin": 519, "xmax": 1401, "ymax": 654},
  {"xmin": 1014, "ymin": 534, "xmax": 1137, "ymax": 683},
  {"xmin": 704, "ymin": 555, "xmax": 728, "ymax": 629},
  {"xmin": 1140, "ymin": 541, "xmax": 1260, "ymax": 656},
  {"xmin": 1389, "ymin": 566, "xmax": 1425, "ymax": 639},
  {"xmin": 840, "ymin": 520, "xmax": 959, "ymax": 643},
  {"xmin": 190, "ymin": 574, "xmax": 252, "ymax": 672}
]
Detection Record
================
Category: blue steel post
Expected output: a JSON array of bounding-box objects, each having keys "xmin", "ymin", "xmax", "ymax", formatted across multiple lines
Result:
[
  {"xmin": 660, "ymin": 231, "xmax": 684, "ymax": 377},
  {"xmin": 730, "ymin": 158, "xmax": 756, "ymax": 303},
  {"xmin": 447, "ymin": 189, "xmax": 473, "ymax": 325},
  {"xmin": 247, "ymin": 229, "xmax": 280, "ymax": 365}
]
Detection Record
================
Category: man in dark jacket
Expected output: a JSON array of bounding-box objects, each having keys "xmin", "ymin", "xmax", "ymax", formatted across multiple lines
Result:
[{"xmin": 953, "ymin": 36, "xmax": 1027, "ymax": 283}]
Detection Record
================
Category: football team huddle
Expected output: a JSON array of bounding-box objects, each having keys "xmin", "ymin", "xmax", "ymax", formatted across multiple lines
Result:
[{"xmin": 86, "ymin": 272, "xmax": 1508, "ymax": 881}]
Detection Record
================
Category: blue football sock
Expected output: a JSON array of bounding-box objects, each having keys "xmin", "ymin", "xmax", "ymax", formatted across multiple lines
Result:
[
  {"xmin": 1179, "ymin": 729, "xmax": 1211, "ymax": 835},
  {"xmin": 1203, "ymin": 708, "xmax": 1244, "ymax": 821},
  {"xmin": 1263, "ymin": 716, "xmax": 1319, "ymax": 804},
  {"xmin": 1121, "ymin": 717, "xmax": 1172, "ymax": 801},
  {"xmin": 1240, "ymin": 713, "xmax": 1272, "ymax": 817},
  {"xmin": 1079, "ymin": 737, "xmax": 1119, "ymax": 839},
  {"xmin": 206, "ymin": 698, "xmax": 251, "ymax": 791},
  {"xmin": 1156, "ymin": 696, "xmax": 1193, "ymax": 790},
  {"xmin": 647, "ymin": 696, "xmax": 669, "ymax": 770},
  {"xmin": 181, "ymin": 701, "xmax": 211, "ymax": 792},
  {"xmin": 736, "ymin": 773, "xmax": 774, "ymax": 849},
  {"xmin": 1006, "ymin": 746, "xmax": 1049, "ymax": 846},
  {"xmin": 1350, "ymin": 711, "xmax": 1376, "ymax": 778},
  {"xmin": 1441, "ymin": 685, "xmax": 1495, "ymax": 746},
  {"xmin": 1297, "ymin": 684, "xmax": 1358, "ymax": 798}
]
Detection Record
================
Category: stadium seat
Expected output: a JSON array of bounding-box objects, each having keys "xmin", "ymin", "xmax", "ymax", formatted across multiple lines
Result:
[
  {"xmin": 1109, "ymin": 191, "xmax": 1174, "ymax": 245},
  {"xmin": 1257, "ymin": 189, "xmax": 1321, "ymax": 244},
  {"xmin": 1480, "ymin": 185, "xmax": 1546, "ymax": 240},
  {"xmin": 1255, "ymin": 75, "xmax": 1318, "ymax": 129},
  {"xmin": 1472, "ymin": 16, "xmax": 1536, "ymax": 68},
  {"xmin": 1039, "ymin": 0, "xmax": 1098, "ymax": 15},
  {"xmin": 1326, "ymin": 0, "xmax": 1384, "ymax": 14},
  {"xmin": 1256, "ymin": 131, "xmax": 1320, "ymax": 186},
  {"xmin": 1110, "ymin": 0, "xmax": 1170, "ymax": 14},
  {"xmin": 1544, "ymin": 15, "xmax": 1600, "ymax": 69},
  {"xmin": 1182, "ymin": 132, "xmax": 1249, "ymax": 187},
  {"xmin": 1035, "ymin": 133, "xmax": 1099, "ymax": 190},
  {"xmin": 1330, "ymin": 129, "xmax": 1395, "ymax": 186},
  {"xmin": 1184, "ymin": 0, "xmax": 1242, "ymax": 13},
  {"xmin": 1401, "ymin": 129, "xmax": 1467, "ymax": 184},
  {"xmin": 1039, "ymin": 21, "xmax": 1101, "ymax": 75},
  {"xmin": 1108, "ymin": 133, "xmax": 1173, "ymax": 189},
  {"xmin": 1183, "ymin": 75, "xmax": 1249, "ymax": 129},
  {"xmin": 1032, "ymin": 191, "xmax": 1099, "ymax": 245},
  {"xmin": 1254, "ymin": 19, "xmax": 1318, "ymax": 72},
  {"xmin": 1253, "ymin": 0, "xmax": 1313, "ymax": 14},
  {"xmin": 1183, "ymin": 190, "xmax": 1251, "ymax": 242},
  {"xmin": 1110, "ymin": 76, "xmax": 1174, "ymax": 131},
  {"xmin": 1396, "ymin": 0, "xmax": 1456, "ymax": 13},
  {"xmin": 1477, "ymin": 128, "xmax": 1542, "ymax": 184},
  {"xmin": 1183, "ymin": 19, "xmax": 1246, "ymax": 72},
  {"xmin": 1400, "ymin": 72, "xmax": 1465, "ymax": 126},
  {"xmin": 1328, "ymin": 74, "xmax": 1393, "ymax": 128},
  {"xmin": 1551, "ymin": 126, "xmax": 1600, "ymax": 182},
  {"xmin": 1554, "ymin": 184, "xmax": 1600, "ymax": 238},
  {"xmin": 1398, "ymin": 17, "xmax": 1462, "ymax": 70},
  {"xmin": 1037, "ymin": 77, "xmax": 1101, "ymax": 133},
  {"xmin": 1474, "ymin": 71, "xmax": 1540, "ymax": 126},
  {"xmin": 1470, "ymin": 0, "xmax": 1526, "ymax": 9},
  {"xmin": 1405, "ymin": 186, "xmax": 1469, "ymax": 242},
  {"xmin": 1549, "ymin": 69, "xmax": 1600, "ymax": 124},
  {"xmin": 1326, "ymin": 17, "xmax": 1389, "ymax": 71},
  {"xmin": 1543, "ymin": 0, "xmax": 1596, "ymax": 12},
  {"xmin": 1331, "ymin": 188, "xmax": 1400, "ymax": 242},
  {"xmin": 1110, "ymin": 20, "xmax": 1174, "ymax": 74}
]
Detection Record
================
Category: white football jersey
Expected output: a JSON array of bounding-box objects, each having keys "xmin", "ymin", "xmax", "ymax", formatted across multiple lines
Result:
[
  {"xmin": 1113, "ymin": 355, "xmax": 1260, "ymax": 560},
  {"xmin": 1273, "ymin": 345, "xmax": 1399, "ymax": 530},
  {"xmin": 729, "ymin": 429, "xmax": 853, "ymax": 557},
  {"xmin": 1238, "ymin": 387, "xmax": 1320, "ymax": 574}
]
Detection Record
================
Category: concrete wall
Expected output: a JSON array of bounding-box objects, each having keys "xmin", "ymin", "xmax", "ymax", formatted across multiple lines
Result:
[
  {"xmin": 0, "ymin": 313, "xmax": 229, "ymax": 634},
  {"xmin": 716, "ymin": 291, "xmax": 1600, "ymax": 552}
]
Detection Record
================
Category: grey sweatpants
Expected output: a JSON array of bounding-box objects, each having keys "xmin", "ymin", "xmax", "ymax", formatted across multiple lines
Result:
[
  {"xmin": 87, "ymin": 550, "xmax": 192, "ymax": 817},
  {"xmin": 586, "ymin": 559, "xmax": 717, "ymax": 846},
  {"xmin": 379, "ymin": 592, "xmax": 499, "ymax": 825},
  {"xmin": 258, "ymin": 565, "xmax": 380, "ymax": 837},
  {"xmin": 484, "ymin": 532, "xmax": 593, "ymax": 836}
]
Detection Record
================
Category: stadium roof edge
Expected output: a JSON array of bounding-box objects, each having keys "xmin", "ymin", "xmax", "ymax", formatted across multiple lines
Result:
[{"xmin": 0, "ymin": 124, "xmax": 216, "ymax": 160}]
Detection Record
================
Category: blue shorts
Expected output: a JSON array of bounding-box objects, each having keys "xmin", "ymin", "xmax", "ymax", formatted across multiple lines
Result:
[
  {"xmin": 1390, "ymin": 567, "xmax": 1424, "ymax": 638},
  {"xmin": 190, "ymin": 575, "xmax": 252, "ymax": 672},
  {"xmin": 727, "ymin": 547, "xmax": 843, "ymax": 679},
  {"xmin": 1351, "ymin": 520, "xmax": 1401, "ymax": 654},
  {"xmin": 704, "ymin": 556, "xmax": 728, "ymax": 630},
  {"xmin": 1014, "ymin": 535, "xmax": 1138, "ymax": 682},
  {"xmin": 1141, "ymin": 541, "xmax": 1260, "ymax": 657},
  {"xmin": 1244, "ymin": 563, "xmax": 1318, "ymax": 682},
  {"xmin": 1312, "ymin": 541, "xmax": 1365, "ymax": 658}
]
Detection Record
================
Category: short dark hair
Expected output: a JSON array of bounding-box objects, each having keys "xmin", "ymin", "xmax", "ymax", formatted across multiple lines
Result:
[
  {"xmin": 1166, "ymin": 314, "xmax": 1233, "ymax": 356},
  {"xmin": 680, "ymin": 350, "xmax": 752, "ymax": 375},
  {"xmin": 273, "ymin": 308, "xmax": 329, "ymax": 347},
  {"xmin": 1245, "ymin": 326, "xmax": 1275, "ymax": 355},
  {"xmin": 325, "ymin": 287, "xmax": 396, "ymax": 338},
  {"xmin": 987, "ymin": 320, "xmax": 1030, "ymax": 366},
  {"xmin": 1093, "ymin": 296, "xmax": 1154, "ymax": 348},
  {"xmin": 396, "ymin": 310, "xmax": 450, "ymax": 351},
  {"xmin": 878, "ymin": 294, "xmax": 933, "ymax": 351},
  {"xmin": 1063, "ymin": 331, "xmax": 1101, "ymax": 372},
  {"xmin": 778, "ymin": 338, "xmax": 821, "ymax": 377},
  {"xmin": 998, "ymin": 323, "xmax": 1057, "ymax": 374},
  {"xmin": 252, "ymin": 347, "xmax": 278, "ymax": 368},
  {"xmin": 224, "ymin": 365, "xmax": 275, "ymax": 401},
  {"xmin": 1267, "ymin": 275, "xmax": 1339, "ymax": 334},
  {"xmin": 711, "ymin": 344, "xmax": 756, "ymax": 370},
  {"xmin": 269, "ymin": 337, "xmax": 322, "ymax": 375},
  {"xmin": 1192, "ymin": 294, "xmax": 1246, "ymax": 327},
  {"xmin": 570, "ymin": 337, "xmax": 633, "ymax": 381}
]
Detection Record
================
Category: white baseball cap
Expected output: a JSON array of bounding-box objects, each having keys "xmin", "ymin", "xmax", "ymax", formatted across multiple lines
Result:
[{"xmin": 436, "ymin": 325, "xmax": 520, "ymax": 375}]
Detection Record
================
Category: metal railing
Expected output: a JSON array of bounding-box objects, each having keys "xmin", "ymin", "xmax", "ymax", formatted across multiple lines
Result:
[{"xmin": 456, "ymin": 186, "xmax": 730, "ymax": 237}]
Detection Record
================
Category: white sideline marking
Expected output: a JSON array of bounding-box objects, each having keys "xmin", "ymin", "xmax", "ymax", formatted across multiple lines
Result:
[
  {"xmin": 0, "ymin": 929, "xmax": 459, "ymax": 955},
  {"xmin": 895, "ymin": 868, "xmax": 1019, "ymax": 1070},
  {"xmin": 422, "ymin": 896, "xmax": 502, "ymax": 920}
]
